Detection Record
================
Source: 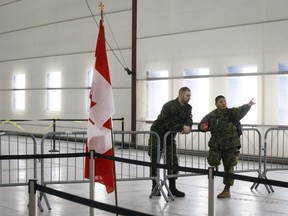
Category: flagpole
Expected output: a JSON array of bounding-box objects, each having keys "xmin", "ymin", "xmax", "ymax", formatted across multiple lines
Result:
[
  {"xmin": 98, "ymin": 3, "xmax": 119, "ymax": 215},
  {"xmin": 89, "ymin": 150, "xmax": 95, "ymax": 216},
  {"xmin": 99, "ymin": 2, "xmax": 104, "ymax": 20},
  {"xmin": 110, "ymin": 129, "xmax": 119, "ymax": 216}
]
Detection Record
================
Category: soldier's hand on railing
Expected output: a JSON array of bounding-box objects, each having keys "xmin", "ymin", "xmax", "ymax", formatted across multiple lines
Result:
[
  {"xmin": 200, "ymin": 121, "xmax": 209, "ymax": 132},
  {"xmin": 182, "ymin": 125, "xmax": 191, "ymax": 134}
]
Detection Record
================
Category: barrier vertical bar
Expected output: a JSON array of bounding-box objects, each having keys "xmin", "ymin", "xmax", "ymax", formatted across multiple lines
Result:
[
  {"xmin": 29, "ymin": 179, "xmax": 37, "ymax": 216},
  {"xmin": 89, "ymin": 150, "xmax": 95, "ymax": 216},
  {"xmin": 208, "ymin": 167, "xmax": 215, "ymax": 216}
]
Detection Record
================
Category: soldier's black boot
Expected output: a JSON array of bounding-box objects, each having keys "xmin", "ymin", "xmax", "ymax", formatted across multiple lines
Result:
[
  {"xmin": 169, "ymin": 179, "xmax": 185, "ymax": 197},
  {"xmin": 152, "ymin": 180, "xmax": 161, "ymax": 196}
]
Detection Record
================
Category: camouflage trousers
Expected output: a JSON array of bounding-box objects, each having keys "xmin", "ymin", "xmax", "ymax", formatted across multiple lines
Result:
[
  {"xmin": 148, "ymin": 134, "xmax": 179, "ymax": 178},
  {"xmin": 207, "ymin": 147, "xmax": 239, "ymax": 186}
]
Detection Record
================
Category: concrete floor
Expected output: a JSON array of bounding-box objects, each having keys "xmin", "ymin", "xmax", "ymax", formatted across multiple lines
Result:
[{"xmin": 0, "ymin": 171, "xmax": 288, "ymax": 216}]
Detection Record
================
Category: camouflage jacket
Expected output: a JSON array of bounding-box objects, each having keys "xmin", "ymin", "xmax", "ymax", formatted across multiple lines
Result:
[
  {"xmin": 151, "ymin": 98, "xmax": 193, "ymax": 138},
  {"xmin": 198, "ymin": 104, "xmax": 251, "ymax": 150}
]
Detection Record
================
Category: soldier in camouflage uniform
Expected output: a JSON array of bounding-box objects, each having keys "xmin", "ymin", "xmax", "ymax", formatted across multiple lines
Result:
[
  {"xmin": 149, "ymin": 87, "xmax": 193, "ymax": 197},
  {"xmin": 198, "ymin": 95, "xmax": 255, "ymax": 198}
]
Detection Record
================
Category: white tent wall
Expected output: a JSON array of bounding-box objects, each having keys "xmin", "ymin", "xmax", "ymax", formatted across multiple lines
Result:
[
  {"xmin": 0, "ymin": 0, "xmax": 132, "ymax": 133},
  {"xmin": 137, "ymin": 0, "xmax": 288, "ymax": 131},
  {"xmin": 0, "ymin": 0, "xmax": 288, "ymax": 134}
]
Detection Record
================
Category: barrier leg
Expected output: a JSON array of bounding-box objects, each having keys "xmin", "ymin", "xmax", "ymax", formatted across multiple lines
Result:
[
  {"xmin": 149, "ymin": 178, "xmax": 160, "ymax": 197},
  {"xmin": 161, "ymin": 179, "xmax": 172, "ymax": 201},
  {"xmin": 250, "ymin": 171, "xmax": 271, "ymax": 192},
  {"xmin": 149, "ymin": 178, "xmax": 169, "ymax": 202},
  {"xmin": 208, "ymin": 167, "xmax": 215, "ymax": 216},
  {"xmin": 42, "ymin": 192, "xmax": 52, "ymax": 210},
  {"xmin": 37, "ymin": 196, "xmax": 44, "ymax": 212},
  {"xmin": 251, "ymin": 172, "xmax": 274, "ymax": 193},
  {"xmin": 29, "ymin": 179, "xmax": 38, "ymax": 216},
  {"xmin": 250, "ymin": 171, "xmax": 262, "ymax": 190},
  {"xmin": 263, "ymin": 173, "xmax": 274, "ymax": 193}
]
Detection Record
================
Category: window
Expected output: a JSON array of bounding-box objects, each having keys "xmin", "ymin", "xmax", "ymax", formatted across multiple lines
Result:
[
  {"xmin": 146, "ymin": 70, "xmax": 168, "ymax": 120},
  {"xmin": 278, "ymin": 63, "xmax": 288, "ymax": 125},
  {"xmin": 227, "ymin": 64, "xmax": 257, "ymax": 124},
  {"xmin": 183, "ymin": 67, "xmax": 210, "ymax": 123},
  {"xmin": 227, "ymin": 65, "xmax": 257, "ymax": 74},
  {"xmin": 47, "ymin": 71, "xmax": 61, "ymax": 111},
  {"xmin": 13, "ymin": 74, "xmax": 25, "ymax": 111}
]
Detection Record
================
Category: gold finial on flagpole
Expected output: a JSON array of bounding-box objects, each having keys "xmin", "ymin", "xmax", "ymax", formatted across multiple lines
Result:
[{"xmin": 99, "ymin": 2, "xmax": 104, "ymax": 21}]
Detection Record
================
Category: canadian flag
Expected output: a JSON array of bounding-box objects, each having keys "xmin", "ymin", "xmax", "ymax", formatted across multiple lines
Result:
[{"xmin": 85, "ymin": 19, "xmax": 115, "ymax": 193}]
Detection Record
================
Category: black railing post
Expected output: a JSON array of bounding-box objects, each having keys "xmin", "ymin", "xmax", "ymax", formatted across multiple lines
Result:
[{"xmin": 49, "ymin": 119, "xmax": 59, "ymax": 152}]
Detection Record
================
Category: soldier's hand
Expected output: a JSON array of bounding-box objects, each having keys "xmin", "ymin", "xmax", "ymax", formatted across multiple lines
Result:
[
  {"xmin": 200, "ymin": 121, "xmax": 209, "ymax": 132},
  {"xmin": 182, "ymin": 125, "xmax": 191, "ymax": 134},
  {"xmin": 248, "ymin": 98, "xmax": 256, "ymax": 107}
]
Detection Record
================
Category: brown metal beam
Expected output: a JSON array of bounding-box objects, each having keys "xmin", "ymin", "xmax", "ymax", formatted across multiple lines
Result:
[{"xmin": 131, "ymin": 0, "xmax": 137, "ymax": 131}]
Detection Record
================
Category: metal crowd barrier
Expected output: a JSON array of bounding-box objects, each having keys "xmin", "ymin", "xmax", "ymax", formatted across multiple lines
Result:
[
  {"xmin": 162, "ymin": 128, "xmax": 263, "ymax": 194},
  {"xmin": 39, "ymin": 130, "xmax": 165, "ymax": 209},
  {"xmin": 0, "ymin": 131, "xmax": 37, "ymax": 186},
  {"xmin": 0, "ymin": 131, "xmax": 44, "ymax": 211},
  {"xmin": 112, "ymin": 131, "xmax": 166, "ymax": 200},
  {"xmin": 39, "ymin": 131, "xmax": 87, "ymax": 210},
  {"xmin": 262, "ymin": 127, "xmax": 288, "ymax": 192},
  {"xmin": 40, "ymin": 131, "xmax": 87, "ymax": 186}
]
